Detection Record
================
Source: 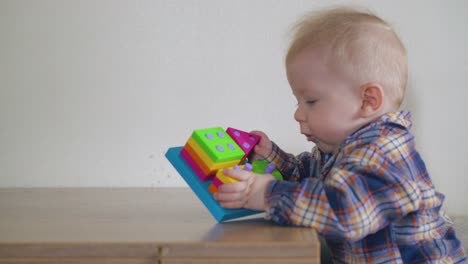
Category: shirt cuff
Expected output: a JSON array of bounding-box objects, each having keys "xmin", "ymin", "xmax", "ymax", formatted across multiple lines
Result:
[
  {"xmin": 264, "ymin": 179, "xmax": 298, "ymax": 224},
  {"xmin": 264, "ymin": 179, "xmax": 280, "ymax": 220},
  {"xmin": 263, "ymin": 141, "xmax": 281, "ymax": 162}
]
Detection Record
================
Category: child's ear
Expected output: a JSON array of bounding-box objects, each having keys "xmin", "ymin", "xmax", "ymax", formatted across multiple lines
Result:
[{"xmin": 359, "ymin": 83, "xmax": 384, "ymax": 117}]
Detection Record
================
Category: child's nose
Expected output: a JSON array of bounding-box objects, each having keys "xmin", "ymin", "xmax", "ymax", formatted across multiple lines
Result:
[{"xmin": 294, "ymin": 104, "xmax": 306, "ymax": 122}]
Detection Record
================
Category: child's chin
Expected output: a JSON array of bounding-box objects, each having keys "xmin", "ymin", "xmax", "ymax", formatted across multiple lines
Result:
[{"xmin": 316, "ymin": 144, "xmax": 334, "ymax": 153}]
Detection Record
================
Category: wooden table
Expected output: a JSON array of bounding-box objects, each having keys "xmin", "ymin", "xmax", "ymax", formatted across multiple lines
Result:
[{"xmin": 0, "ymin": 188, "xmax": 320, "ymax": 263}]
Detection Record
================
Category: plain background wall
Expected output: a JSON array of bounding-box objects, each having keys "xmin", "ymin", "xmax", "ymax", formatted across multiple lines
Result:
[{"xmin": 1, "ymin": 0, "xmax": 467, "ymax": 214}]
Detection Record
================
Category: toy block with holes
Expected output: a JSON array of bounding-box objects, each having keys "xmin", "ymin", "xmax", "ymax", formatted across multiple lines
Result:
[
  {"xmin": 182, "ymin": 127, "xmax": 245, "ymax": 181},
  {"xmin": 165, "ymin": 127, "xmax": 283, "ymax": 222},
  {"xmin": 251, "ymin": 160, "xmax": 284, "ymax": 181},
  {"xmin": 226, "ymin": 127, "xmax": 261, "ymax": 161}
]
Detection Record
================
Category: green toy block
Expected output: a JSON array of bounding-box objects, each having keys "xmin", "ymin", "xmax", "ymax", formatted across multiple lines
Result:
[
  {"xmin": 191, "ymin": 127, "xmax": 245, "ymax": 163},
  {"xmin": 251, "ymin": 160, "xmax": 283, "ymax": 180}
]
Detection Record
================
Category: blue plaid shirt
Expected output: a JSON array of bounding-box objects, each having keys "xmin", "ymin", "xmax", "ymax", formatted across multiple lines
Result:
[{"xmin": 264, "ymin": 111, "xmax": 466, "ymax": 263}]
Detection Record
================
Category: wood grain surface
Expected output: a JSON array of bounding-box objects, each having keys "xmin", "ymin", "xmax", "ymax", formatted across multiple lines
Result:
[{"xmin": 0, "ymin": 188, "xmax": 319, "ymax": 263}]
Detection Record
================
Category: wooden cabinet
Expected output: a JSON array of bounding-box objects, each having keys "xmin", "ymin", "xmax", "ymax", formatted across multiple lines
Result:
[{"xmin": 0, "ymin": 188, "xmax": 319, "ymax": 263}]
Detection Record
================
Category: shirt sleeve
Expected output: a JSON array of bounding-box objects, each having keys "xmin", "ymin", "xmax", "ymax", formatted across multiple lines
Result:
[
  {"xmin": 264, "ymin": 143, "xmax": 422, "ymax": 242},
  {"xmin": 263, "ymin": 142, "xmax": 315, "ymax": 182}
]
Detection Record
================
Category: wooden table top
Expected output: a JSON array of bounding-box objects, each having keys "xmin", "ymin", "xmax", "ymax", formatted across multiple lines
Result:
[{"xmin": 0, "ymin": 188, "xmax": 319, "ymax": 261}]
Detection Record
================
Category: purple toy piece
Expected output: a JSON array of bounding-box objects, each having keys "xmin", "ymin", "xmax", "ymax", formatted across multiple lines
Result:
[
  {"xmin": 216, "ymin": 145, "xmax": 224, "ymax": 152},
  {"xmin": 264, "ymin": 163, "xmax": 276, "ymax": 174},
  {"xmin": 244, "ymin": 163, "xmax": 253, "ymax": 172},
  {"xmin": 227, "ymin": 143, "xmax": 236, "ymax": 150}
]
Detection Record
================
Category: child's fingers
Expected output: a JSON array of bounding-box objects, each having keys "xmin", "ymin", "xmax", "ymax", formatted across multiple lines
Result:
[
  {"xmin": 218, "ymin": 200, "xmax": 247, "ymax": 209},
  {"xmin": 217, "ymin": 180, "xmax": 248, "ymax": 193},
  {"xmin": 253, "ymin": 145, "xmax": 271, "ymax": 160},
  {"xmin": 215, "ymin": 188, "xmax": 250, "ymax": 209},
  {"xmin": 249, "ymin": 130, "xmax": 267, "ymax": 139},
  {"xmin": 213, "ymin": 169, "xmax": 255, "ymax": 209},
  {"xmin": 249, "ymin": 130, "xmax": 263, "ymax": 136},
  {"xmin": 222, "ymin": 168, "xmax": 251, "ymax": 182},
  {"xmin": 249, "ymin": 130, "xmax": 270, "ymax": 145},
  {"xmin": 214, "ymin": 189, "xmax": 247, "ymax": 202},
  {"xmin": 253, "ymin": 145, "xmax": 263, "ymax": 153},
  {"xmin": 248, "ymin": 131, "xmax": 272, "ymax": 159},
  {"xmin": 221, "ymin": 170, "xmax": 256, "ymax": 191}
]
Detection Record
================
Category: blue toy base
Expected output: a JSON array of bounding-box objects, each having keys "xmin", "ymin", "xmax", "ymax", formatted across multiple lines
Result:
[{"xmin": 165, "ymin": 147, "xmax": 262, "ymax": 222}]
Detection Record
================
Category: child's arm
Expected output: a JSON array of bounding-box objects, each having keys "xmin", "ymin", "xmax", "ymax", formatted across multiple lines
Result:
[
  {"xmin": 265, "ymin": 144, "xmax": 422, "ymax": 242},
  {"xmin": 250, "ymin": 131, "xmax": 315, "ymax": 182},
  {"xmin": 217, "ymin": 143, "xmax": 423, "ymax": 242}
]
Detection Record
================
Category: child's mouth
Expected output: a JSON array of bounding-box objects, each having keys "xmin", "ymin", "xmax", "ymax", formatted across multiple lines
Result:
[{"xmin": 303, "ymin": 133, "xmax": 314, "ymax": 142}]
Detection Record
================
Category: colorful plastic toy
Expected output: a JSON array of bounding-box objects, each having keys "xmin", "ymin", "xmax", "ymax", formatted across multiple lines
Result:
[
  {"xmin": 165, "ymin": 127, "xmax": 283, "ymax": 222},
  {"xmin": 183, "ymin": 128, "xmax": 244, "ymax": 181},
  {"xmin": 226, "ymin": 127, "xmax": 261, "ymax": 161},
  {"xmin": 251, "ymin": 160, "xmax": 283, "ymax": 181}
]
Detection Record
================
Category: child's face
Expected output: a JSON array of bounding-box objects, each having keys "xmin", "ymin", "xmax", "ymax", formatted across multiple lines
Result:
[{"xmin": 287, "ymin": 47, "xmax": 363, "ymax": 153}]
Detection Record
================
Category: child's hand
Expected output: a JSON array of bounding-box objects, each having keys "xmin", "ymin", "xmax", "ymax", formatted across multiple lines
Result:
[
  {"xmin": 213, "ymin": 168, "xmax": 276, "ymax": 211},
  {"xmin": 249, "ymin": 130, "xmax": 273, "ymax": 161}
]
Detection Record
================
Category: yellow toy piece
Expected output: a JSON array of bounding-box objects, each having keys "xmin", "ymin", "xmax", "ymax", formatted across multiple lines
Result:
[{"xmin": 215, "ymin": 166, "xmax": 241, "ymax": 184}]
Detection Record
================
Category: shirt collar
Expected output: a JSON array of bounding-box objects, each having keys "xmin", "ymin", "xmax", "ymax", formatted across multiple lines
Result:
[
  {"xmin": 342, "ymin": 110, "xmax": 412, "ymax": 147},
  {"xmin": 313, "ymin": 111, "xmax": 412, "ymax": 175},
  {"xmin": 377, "ymin": 110, "xmax": 412, "ymax": 129},
  {"xmin": 312, "ymin": 111, "xmax": 412, "ymax": 159}
]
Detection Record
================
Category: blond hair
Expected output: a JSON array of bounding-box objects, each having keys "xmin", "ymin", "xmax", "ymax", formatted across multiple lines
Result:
[{"xmin": 286, "ymin": 7, "xmax": 407, "ymax": 107}]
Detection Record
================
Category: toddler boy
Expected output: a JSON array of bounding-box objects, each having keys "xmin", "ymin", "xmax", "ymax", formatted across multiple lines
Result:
[{"xmin": 214, "ymin": 6, "xmax": 467, "ymax": 263}]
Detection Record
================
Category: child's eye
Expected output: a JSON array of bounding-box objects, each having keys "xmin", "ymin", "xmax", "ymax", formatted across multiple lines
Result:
[{"xmin": 306, "ymin": 100, "xmax": 317, "ymax": 105}]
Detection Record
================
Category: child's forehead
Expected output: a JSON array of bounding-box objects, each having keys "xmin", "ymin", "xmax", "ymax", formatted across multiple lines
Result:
[
  {"xmin": 287, "ymin": 51, "xmax": 359, "ymax": 98},
  {"xmin": 287, "ymin": 45, "xmax": 338, "ymax": 73},
  {"xmin": 291, "ymin": 85, "xmax": 317, "ymax": 97},
  {"xmin": 287, "ymin": 47, "xmax": 342, "ymax": 79},
  {"xmin": 291, "ymin": 45, "xmax": 357, "ymax": 80}
]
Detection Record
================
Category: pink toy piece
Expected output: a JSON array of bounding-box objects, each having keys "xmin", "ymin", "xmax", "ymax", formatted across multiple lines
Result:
[
  {"xmin": 212, "ymin": 176, "xmax": 224, "ymax": 188},
  {"xmin": 180, "ymin": 148, "xmax": 212, "ymax": 181},
  {"xmin": 226, "ymin": 127, "xmax": 261, "ymax": 157}
]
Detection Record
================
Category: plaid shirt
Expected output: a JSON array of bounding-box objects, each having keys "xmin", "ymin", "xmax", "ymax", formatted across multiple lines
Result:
[{"xmin": 264, "ymin": 111, "xmax": 466, "ymax": 263}]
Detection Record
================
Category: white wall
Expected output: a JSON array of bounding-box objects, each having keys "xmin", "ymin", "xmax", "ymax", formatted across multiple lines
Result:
[{"xmin": 1, "ymin": 0, "xmax": 467, "ymax": 214}]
